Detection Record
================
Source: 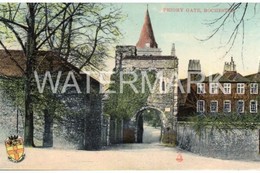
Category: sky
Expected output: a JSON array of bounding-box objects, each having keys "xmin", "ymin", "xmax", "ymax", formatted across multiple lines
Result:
[{"xmin": 106, "ymin": 3, "xmax": 260, "ymax": 79}]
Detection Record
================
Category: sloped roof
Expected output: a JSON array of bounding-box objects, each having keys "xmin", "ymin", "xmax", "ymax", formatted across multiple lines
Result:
[
  {"xmin": 180, "ymin": 71, "xmax": 251, "ymax": 84},
  {"xmin": 124, "ymin": 55, "xmax": 176, "ymax": 60},
  {"xmin": 136, "ymin": 9, "xmax": 158, "ymax": 49},
  {"xmin": 0, "ymin": 49, "xmax": 82, "ymax": 78},
  {"xmin": 204, "ymin": 73, "xmax": 232, "ymax": 83},
  {"xmin": 244, "ymin": 72, "xmax": 260, "ymax": 82},
  {"xmin": 203, "ymin": 72, "xmax": 250, "ymax": 83},
  {"xmin": 222, "ymin": 71, "xmax": 250, "ymax": 83}
]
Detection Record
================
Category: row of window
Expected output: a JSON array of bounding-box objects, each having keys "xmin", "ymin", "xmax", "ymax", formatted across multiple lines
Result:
[
  {"xmin": 197, "ymin": 100, "xmax": 258, "ymax": 113},
  {"xmin": 197, "ymin": 83, "xmax": 258, "ymax": 94}
]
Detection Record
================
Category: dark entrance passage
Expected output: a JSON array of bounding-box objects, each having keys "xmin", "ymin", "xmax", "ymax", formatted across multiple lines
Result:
[{"xmin": 136, "ymin": 108, "xmax": 162, "ymax": 144}]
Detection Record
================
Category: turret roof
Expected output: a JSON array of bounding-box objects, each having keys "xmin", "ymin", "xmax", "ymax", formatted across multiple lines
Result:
[{"xmin": 136, "ymin": 9, "xmax": 158, "ymax": 49}]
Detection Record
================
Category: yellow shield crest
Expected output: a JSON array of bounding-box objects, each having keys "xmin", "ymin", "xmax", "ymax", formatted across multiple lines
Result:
[{"xmin": 5, "ymin": 136, "xmax": 25, "ymax": 163}]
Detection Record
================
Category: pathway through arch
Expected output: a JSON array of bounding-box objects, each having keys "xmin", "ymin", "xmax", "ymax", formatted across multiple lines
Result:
[
  {"xmin": 136, "ymin": 108, "xmax": 163, "ymax": 144},
  {"xmin": 142, "ymin": 123, "xmax": 161, "ymax": 143}
]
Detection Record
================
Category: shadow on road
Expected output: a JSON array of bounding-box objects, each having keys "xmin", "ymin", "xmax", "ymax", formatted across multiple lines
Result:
[{"xmin": 103, "ymin": 143, "xmax": 179, "ymax": 152}]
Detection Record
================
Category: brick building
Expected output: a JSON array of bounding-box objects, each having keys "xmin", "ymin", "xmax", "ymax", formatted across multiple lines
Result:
[{"xmin": 178, "ymin": 57, "xmax": 260, "ymax": 120}]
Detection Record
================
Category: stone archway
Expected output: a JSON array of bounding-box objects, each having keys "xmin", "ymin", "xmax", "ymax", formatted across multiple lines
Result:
[
  {"xmin": 133, "ymin": 106, "xmax": 167, "ymax": 143},
  {"xmin": 115, "ymin": 46, "xmax": 179, "ymax": 145}
]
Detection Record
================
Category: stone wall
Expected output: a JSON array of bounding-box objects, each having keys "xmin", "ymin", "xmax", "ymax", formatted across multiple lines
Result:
[
  {"xmin": 101, "ymin": 115, "xmax": 110, "ymax": 146},
  {"xmin": 0, "ymin": 90, "xmax": 24, "ymax": 142},
  {"xmin": 177, "ymin": 122, "xmax": 260, "ymax": 161},
  {"xmin": 0, "ymin": 76, "xmax": 103, "ymax": 150},
  {"xmin": 109, "ymin": 118, "xmax": 123, "ymax": 144}
]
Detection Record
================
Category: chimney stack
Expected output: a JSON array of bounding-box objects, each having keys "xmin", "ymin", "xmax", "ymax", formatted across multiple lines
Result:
[
  {"xmin": 223, "ymin": 57, "xmax": 236, "ymax": 74},
  {"xmin": 188, "ymin": 59, "xmax": 201, "ymax": 72},
  {"xmin": 188, "ymin": 59, "xmax": 201, "ymax": 81}
]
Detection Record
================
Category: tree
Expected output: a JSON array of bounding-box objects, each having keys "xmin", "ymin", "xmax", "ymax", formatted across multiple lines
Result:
[
  {"xmin": 142, "ymin": 109, "xmax": 161, "ymax": 128},
  {"xmin": 0, "ymin": 3, "xmax": 123, "ymax": 146},
  {"xmin": 201, "ymin": 3, "xmax": 256, "ymax": 62},
  {"xmin": 104, "ymin": 70, "xmax": 157, "ymax": 119}
]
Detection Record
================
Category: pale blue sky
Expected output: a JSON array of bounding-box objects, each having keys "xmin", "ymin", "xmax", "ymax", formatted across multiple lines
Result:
[{"xmin": 107, "ymin": 3, "xmax": 260, "ymax": 78}]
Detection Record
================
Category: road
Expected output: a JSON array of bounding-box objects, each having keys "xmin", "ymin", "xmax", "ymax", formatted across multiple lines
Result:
[{"xmin": 0, "ymin": 142, "xmax": 260, "ymax": 170}]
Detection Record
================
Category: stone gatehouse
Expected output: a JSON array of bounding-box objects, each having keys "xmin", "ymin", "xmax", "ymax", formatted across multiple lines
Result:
[{"xmin": 112, "ymin": 8, "xmax": 179, "ymax": 143}]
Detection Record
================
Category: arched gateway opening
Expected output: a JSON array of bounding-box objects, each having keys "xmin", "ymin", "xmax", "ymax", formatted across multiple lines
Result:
[{"xmin": 135, "ymin": 107, "xmax": 166, "ymax": 144}]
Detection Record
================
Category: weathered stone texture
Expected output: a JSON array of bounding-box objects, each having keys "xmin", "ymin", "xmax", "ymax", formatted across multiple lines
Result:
[
  {"xmin": 177, "ymin": 122, "xmax": 260, "ymax": 161},
  {"xmin": 0, "ymin": 89, "xmax": 24, "ymax": 141},
  {"xmin": 0, "ymin": 76, "xmax": 103, "ymax": 150}
]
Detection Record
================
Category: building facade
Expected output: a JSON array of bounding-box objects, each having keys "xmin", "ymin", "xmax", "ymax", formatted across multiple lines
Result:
[{"xmin": 178, "ymin": 58, "xmax": 260, "ymax": 120}]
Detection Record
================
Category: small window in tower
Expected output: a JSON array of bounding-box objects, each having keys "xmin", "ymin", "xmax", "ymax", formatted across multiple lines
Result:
[
  {"xmin": 145, "ymin": 42, "xmax": 150, "ymax": 48},
  {"xmin": 162, "ymin": 81, "xmax": 165, "ymax": 92}
]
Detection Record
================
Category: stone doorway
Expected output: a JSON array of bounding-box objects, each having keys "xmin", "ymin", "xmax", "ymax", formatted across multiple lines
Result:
[{"xmin": 136, "ymin": 108, "xmax": 163, "ymax": 144}]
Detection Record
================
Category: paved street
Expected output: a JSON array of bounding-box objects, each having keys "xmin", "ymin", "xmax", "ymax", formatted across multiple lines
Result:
[{"xmin": 0, "ymin": 142, "xmax": 260, "ymax": 170}]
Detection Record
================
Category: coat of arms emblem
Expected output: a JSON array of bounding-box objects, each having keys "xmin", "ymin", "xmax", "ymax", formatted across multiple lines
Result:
[{"xmin": 5, "ymin": 135, "xmax": 25, "ymax": 163}]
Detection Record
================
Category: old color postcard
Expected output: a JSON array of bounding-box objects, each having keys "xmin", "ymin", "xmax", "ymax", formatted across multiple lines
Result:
[{"xmin": 0, "ymin": 1, "xmax": 259, "ymax": 170}]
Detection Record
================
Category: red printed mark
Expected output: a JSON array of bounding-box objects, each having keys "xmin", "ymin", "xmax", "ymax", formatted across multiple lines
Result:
[{"xmin": 176, "ymin": 153, "xmax": 183, "ymax": 162}]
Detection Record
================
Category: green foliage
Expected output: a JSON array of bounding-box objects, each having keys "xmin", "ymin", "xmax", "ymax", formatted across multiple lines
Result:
[
  {"xmin": 104, "ymin": 70, "xmax": 157, "ymax": 119},
  {"xmin": 0, "ymin": 77, "xmax": 25, "ymax": 113},
  {"xmin": 161, "ymin": 131, "xmax": 176, "ymax": 146},
  {"xmin": 0, "ymin": 77, "xmax": 67, "ymax": 119},
  {"xmin": 188, "ymin": 113, "xmax": 260, "ymax": 134},
  {"xmin": 0, "ymin": 3, "xmax": 124, "ymax": 70},
  {"xmin": 142, "ymin": 109, "xmax": 161, "ymax": 128},
  {"xmin": 32, "ymin": 89, "xmax": 67, "ymax": 121},
  {"xmin": 0, "ymin": 3, "xmax": 124, "ymax": 146}
]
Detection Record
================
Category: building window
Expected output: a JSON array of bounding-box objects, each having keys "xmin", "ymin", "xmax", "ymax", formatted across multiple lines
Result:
[
  {"xmin": 250, "ymin": 83, "xmax": 258, "ymax": 94},
  {"xmin": 237, "ymin": 83, "xmax": 245, "ymax": 94},
  {"xmin": 210, "ymin": 83, "xmax": 218, "ymax": 94},
  {"xmin": 160, "ymin": 78, "xmax": 167, "ymax": 93},
  {"xmin": 237, "ymin": 100, "xmax": 244, "ymax": 113},
  {"xmin": 145, "ymin": 42, "xmax": 150, "ymax": 48},
  {"xmin": 223, "ymin": 83, "xmax": 231, "ymax": 94},
  {"xmin": 250, "ymin": 100, "xmax": 258, "ymax": 113},
  {"xmin": 210, "ymin": 101, "xmax": 218, "ymax": 113},
  {"xmin": 223, "ymin": 100, "xmax": 231, "ymax": 113},
  {"xmin": 197, "ymin": 100, "xmax": 205, "ymax": 113},
  {"xmin": 162, "ymin": 81, "xmax": 165, "ymax": 92},
  {"xmin": 197, "ymin": 83, "xmax": 205, "ymax": 94}
]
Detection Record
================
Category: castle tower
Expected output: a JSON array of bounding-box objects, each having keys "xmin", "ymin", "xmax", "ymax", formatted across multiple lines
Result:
[
  {"xmin": 223, "ymin": 57, "xmax": 236, "ymax": 73},
  {"xmin": 136, "ymin": 7, "xmax": 162, "ymax": 56}
]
